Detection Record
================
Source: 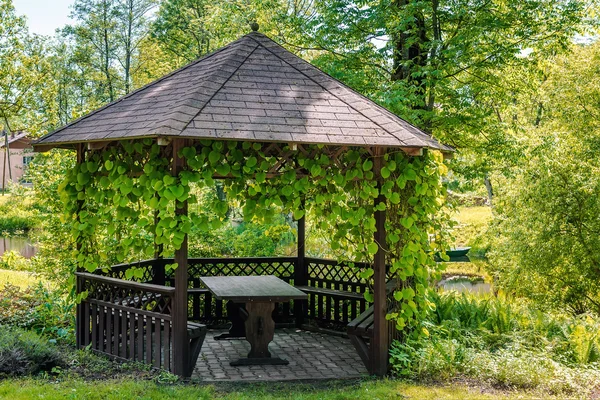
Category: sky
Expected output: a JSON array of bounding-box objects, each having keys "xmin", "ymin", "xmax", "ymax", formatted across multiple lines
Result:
[{"xmin": 13, "ymin": 0, "xmax": 75, "ymax": 36}]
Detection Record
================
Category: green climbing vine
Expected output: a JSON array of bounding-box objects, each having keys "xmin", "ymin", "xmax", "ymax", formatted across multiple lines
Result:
[{"xmin": 60, "ymin": 138, "xmax": 452, "ymax": 337}]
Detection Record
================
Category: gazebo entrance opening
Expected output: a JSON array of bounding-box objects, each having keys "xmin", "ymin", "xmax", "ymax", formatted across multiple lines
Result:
[{"xmin": 34, "ymin": 31, "xmax": 452, "ymax": 378}]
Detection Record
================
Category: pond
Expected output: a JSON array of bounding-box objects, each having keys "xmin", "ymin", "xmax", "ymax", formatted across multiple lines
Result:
[
  {"xmin": 437, "ymin": 275, "xmax": 492, "ymax": 295},
  {"xmin": 0, "ymin": 236, "xmax": 37, "ymax": 258}
]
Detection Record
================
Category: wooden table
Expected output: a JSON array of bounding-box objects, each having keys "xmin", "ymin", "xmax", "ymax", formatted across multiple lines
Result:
[{"xmin": 199, "ymin": 275, "xmax": 308, "ymax": 366}]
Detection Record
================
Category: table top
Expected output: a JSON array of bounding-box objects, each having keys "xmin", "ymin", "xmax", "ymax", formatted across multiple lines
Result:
[{"xmin": 199, "ymin": 275, "xmax": 308, "ymax": 303}]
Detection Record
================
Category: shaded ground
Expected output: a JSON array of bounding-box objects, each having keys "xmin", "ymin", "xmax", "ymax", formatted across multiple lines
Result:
[{"xmin": 193, "ymin": 328, "xmax": 366, "ymax": 381}]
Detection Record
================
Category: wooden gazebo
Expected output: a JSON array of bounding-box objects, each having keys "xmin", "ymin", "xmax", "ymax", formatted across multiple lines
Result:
[{"xmin": 33, "ymin": 30, "xmax": 451, "ymax": 377}]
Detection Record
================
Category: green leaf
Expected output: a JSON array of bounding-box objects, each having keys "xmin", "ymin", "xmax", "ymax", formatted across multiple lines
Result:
[
  {"xmin": 381, "ymin": 167, "xmax": 390, "ymax": 179},
  {"xmin": 367, "ymin": 242, "xmax": 379, "ymax": 255},
  {"xmin": 293, "ymin": 209, "xmax": 305, "ymax": 220}
]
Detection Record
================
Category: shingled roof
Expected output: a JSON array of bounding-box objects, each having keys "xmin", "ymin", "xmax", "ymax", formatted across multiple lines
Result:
[{"xmin": 33, "ymin": 31, "xmax": 451, "ymax": 153}]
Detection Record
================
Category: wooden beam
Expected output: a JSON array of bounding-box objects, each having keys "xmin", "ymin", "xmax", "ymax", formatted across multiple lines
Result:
[
  {"xmin": 87, "ymin": 141, "xmax": 112, "ymax": 151},
  {"xmin": 400, "ymin": 147, "xmax": 424, "ymax": 157},
  {"xmin": 157, "ymin": 137, "xmax": 172, "ymax": 146},
  {"xmin": 171, "ymin": 138, "xmax": 190, "ymax": 377},
  {"xmin": 372, "ymin": 147, "xmax": 388, "ymax": 376}
]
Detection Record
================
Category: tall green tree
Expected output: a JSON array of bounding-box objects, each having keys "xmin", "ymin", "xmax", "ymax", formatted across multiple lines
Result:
[
  {"xmin": 64, "ymin": 0, "xmax": 121, "ymax": 103},
  {"xmin": 115, "ymin": 0, "xmax": 157, "ymax": 94},
  {"xmin": 0, "ymin": 0, "xmax": 52, "ymax": 135},
  {"xmin": 489, "ymin": 42, "xmax": 600, "ymax": 314}
]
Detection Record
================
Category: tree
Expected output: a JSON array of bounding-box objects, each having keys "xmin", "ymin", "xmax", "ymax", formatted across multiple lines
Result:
[
  {"xmin": 115, "ymin": 0, "xmax": 157, "ymax": 94},
  {"xmin": 282, "ymin": 0, "xmax": 588, "ymax": 199},
  {"xmin": 65, "ymin": 0, "xmax": 121, "ymax": 103},
  {"xmin": 489, "ymin": 42, "xmax": 600, "ymax": 314},
  {"xmin": 0, "ymin": 0, "xmax": 52, "ymax": 134},
  {"xmin": 150, "ymin": 0, "xmax": 213, "ymax": 64}
]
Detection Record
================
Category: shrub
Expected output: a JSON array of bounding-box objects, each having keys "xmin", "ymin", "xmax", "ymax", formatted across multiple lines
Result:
[
  {"xmin": 0, "ymin": 193, "xmax": 40, "ymax": 234},
  {"xmin": 390, "ymin": 292, "xmax": 600, "ymax": 395},
  {"xmin": 0, "ymin": 250, "xmax": 32, "ymax": 271},
  {"xmin": 0, "ymin": 283, "xmax": 74, "ymax": 344},
  {"xmin": 0, "ymin": 326, "xmax": 64, "ymax": 376}
]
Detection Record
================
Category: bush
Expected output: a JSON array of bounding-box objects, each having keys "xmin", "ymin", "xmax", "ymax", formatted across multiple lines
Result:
[
  {"xmin": 0, "ymin": 250, "xmax": 32, "ymax": 271},
  {"xmin": 0, "ymin": 326, "xmax": 64, "ymax": 376},
  {"xmin": 390, "ymin": 292, "xmax": 600, "ymax": 395},
  {"xmin": 0, "ymin": 283, "xmax": 74, "ymax": 344},
  {"xmin": 0, "ymin": 193, "xmax": 40, "ymax": 234}
]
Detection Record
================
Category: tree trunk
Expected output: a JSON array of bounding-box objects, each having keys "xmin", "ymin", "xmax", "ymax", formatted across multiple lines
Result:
[
  {"xmin": 484, "ymin": 174, "xmax": 493, "ymax": 206},
  {"xmin": 390, "ymin": 0, "xmax": 429, "ymax": 110}
]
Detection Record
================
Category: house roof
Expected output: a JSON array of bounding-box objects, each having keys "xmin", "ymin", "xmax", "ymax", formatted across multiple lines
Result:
[
  {"xmin": 1, "ymin": 131, "xmax": 31, "ymax": 149},
  {"xmin": 33, "ymin": 31, "xmax": 452, "ymax": 153}
]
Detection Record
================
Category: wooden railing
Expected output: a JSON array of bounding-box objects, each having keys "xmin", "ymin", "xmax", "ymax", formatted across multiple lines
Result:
[
  {"xmin": 76, "ymin": 272, "xmax": 177, "ymax": 372},
  {"xmin": 92, "ymin": 256, "xmax": 373, "ymax": 333}
]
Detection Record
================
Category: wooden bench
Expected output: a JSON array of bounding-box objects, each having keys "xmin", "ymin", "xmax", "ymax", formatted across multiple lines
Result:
[
  {"xmin": 346, "ymin": 280, "xmax": 397, "ymax": 374},
  {"xmin": 184, "ymin": 321, "xmax": 207, "ymax": 376},
  {"xmin": 296, "ymin": 285, "xmax": 364, "ymax": 300}
]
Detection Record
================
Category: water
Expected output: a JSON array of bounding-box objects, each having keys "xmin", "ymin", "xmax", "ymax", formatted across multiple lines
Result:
[
  {"xmin": 0, "ymin": 236, "xmax": 37, "ymax": 258},
  {"xmin": 438, "ymin": 275, "xmax": 492, "ymax": 295}
]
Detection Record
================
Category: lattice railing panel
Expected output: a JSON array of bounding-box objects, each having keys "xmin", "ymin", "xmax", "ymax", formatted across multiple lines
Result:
[{"xmin": 94, "ymin": 260, "xmax": 157, "ymax": 283}]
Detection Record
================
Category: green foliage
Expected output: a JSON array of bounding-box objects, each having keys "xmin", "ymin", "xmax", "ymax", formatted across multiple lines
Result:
[
  {"xmin": 0, "ymin": 326, "xmax": 64, "ymax": 377},
  {"xmin": 0, "ymin": 283, "xmax": 74, "ymax": 344},
  {"xmin": 61, "ymin": 139, "xmax": 451, "ymax": 337},
  {"xmin": 0, "ymin": 193, "xmax": 39, "ymax": 234},
  {"xmin": 0, "ymin": 251, "xmax": 31, "ymax": 271},
  {"xmin": 489, "ymin": 42, "xmax": 600, "ymax": 315},
  {"xmin": 390, "ymin": 292, "xmax": 600, "ymax": 394}
]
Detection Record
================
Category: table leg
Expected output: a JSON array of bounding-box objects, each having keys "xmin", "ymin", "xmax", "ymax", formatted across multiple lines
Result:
[
  {"xmin": 230, "ymin": 302, "xmax": 288, "ymax": 366},
  {"xmin": 214, "ymin": 301, "xmax": 247, "ymax": 340}
]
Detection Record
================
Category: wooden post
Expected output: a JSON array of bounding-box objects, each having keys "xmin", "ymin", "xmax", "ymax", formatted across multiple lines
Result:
[
  {"xmin": 294, "ymin": 199, "xmax": 306, "ymax": 327},
  {"xmin": 75, "ymin": 144, "xmax": 85, "ymax": 348},
  {"xmin": 372, "ymin": 147, "xmax": 388, "ymax": 376},
  {"xmin": 171, "ymin": 139, "xmax": 189, "ymax": 376}
]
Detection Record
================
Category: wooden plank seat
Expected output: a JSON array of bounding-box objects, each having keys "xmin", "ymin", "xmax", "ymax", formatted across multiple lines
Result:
[
  {"xmin": 296, "ymin": 285, "xmax": 364, "ymax": 300},
  {"xmin": 346, "ymin": 280, "xmax": 397, "ymax": 374}
]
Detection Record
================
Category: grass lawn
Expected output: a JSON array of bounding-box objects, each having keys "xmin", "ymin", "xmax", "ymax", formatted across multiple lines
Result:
[
  {"xmin": 451, "ymin": 206, "xmax": 492, "ymax": 250},
  {"xmin": 0, "ymin": 378, "xmax": 566, "ymax": 400},
  {"xmin": 0, "ymin": 268, "xmax": 42, "ymax": 289}
]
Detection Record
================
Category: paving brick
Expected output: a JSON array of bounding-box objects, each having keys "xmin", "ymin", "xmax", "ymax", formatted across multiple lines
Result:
[{"xmin": 191, "ymin": 328, "xmax": 367, "ymax": 382}]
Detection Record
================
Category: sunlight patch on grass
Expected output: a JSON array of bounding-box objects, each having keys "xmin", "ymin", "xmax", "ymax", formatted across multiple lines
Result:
[
  {"xmin": 452, "ymin": 206, "xmax": 492, "ymax": 248},
  {"xmin": 0, "ymin": 268, "xmax": 44, "ymax": 290}
]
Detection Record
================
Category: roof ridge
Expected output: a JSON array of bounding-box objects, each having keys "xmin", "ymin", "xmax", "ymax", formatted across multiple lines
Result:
[
  {"xmin": 33, "ymin": 35, "xmax": 256, "ymax": 145},
  {"xmin": 246, "ymin": 32, "xmax": 446, "ymax": 150},
  {"xmin": 178, "ymin": 43, "xmax": 260, "ymax": 133}
]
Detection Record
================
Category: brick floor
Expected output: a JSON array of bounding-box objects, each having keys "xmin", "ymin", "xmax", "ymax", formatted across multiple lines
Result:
[{"xmin": 192, "ymin": 328, "xmax": 368, "ymax": 382}]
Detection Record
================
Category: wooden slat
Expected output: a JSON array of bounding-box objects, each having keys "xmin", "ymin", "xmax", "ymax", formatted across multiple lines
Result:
[
  {"xmin": 91, "ymin": 305, "xmax": 98, "ymax": 350},
  {"xmin": 146, "ymin": 316, "xmax": 152, "ymax": 364},
  {"xmin": 129, "ymin": 311, "xmax": 135, "ymax": 360},
  {"xmin": 83, "ymin": 302, "xmax": 90, "ymax": 346},
  {"xmin": 113, "ymin": 309, "xmax": 120, "ymax": 357},
  {"xmin": 154, "ymin": 317, "xmax": 161, "ymax": 368},
  {"xmin": 98, "ymin": 305, "xmax": 105, "ymax": 353},
  {"xmin": 164, "ymin": 320, "xmax": 171, "ymax": 371},
  {"xmin": 106, "ymin": 307, "xmax": 112, "ymax": 355},
  {"xmin": 137, "ymin": 314, "xmax": 144, "ymax": 361},
  {"xmin": 120, "ymin": 309, "xmax": 127, "ymax": 359}
]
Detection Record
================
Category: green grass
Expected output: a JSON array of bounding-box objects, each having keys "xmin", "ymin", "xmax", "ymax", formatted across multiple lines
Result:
[
  {"xmin": 452, "ymin": 206, "xmax": 492, "ymax": 250},
  {"xmin": 0, "ymin": 378, "xmax": 567, "ymax": 400},
  {"xmin": 0, "ymin": 268, "xmax": 42, "ymax": 289}
]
